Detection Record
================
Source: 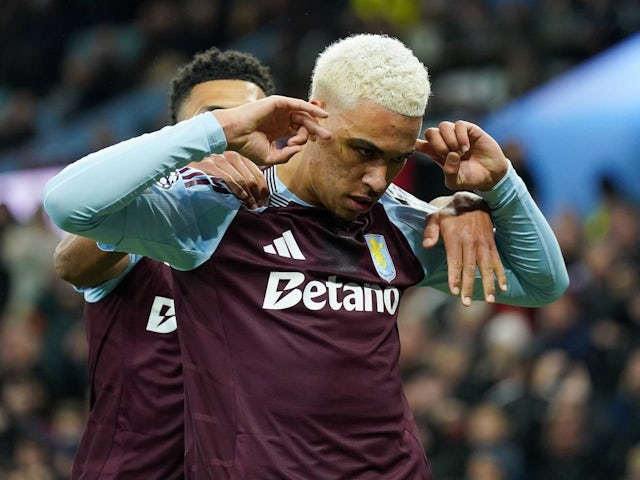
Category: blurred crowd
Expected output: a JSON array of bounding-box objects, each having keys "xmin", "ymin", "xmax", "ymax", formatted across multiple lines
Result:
[
  {"xmin": 399, "ymin": 175, "xmax": 640, "ymax": 480},
  {"xmin": 1, "ymin": 0, "xmax": 640, "ymax": 479},
  {"xmin": 2, "ymin": 0, "xmax": 640, "ymax": 160}
]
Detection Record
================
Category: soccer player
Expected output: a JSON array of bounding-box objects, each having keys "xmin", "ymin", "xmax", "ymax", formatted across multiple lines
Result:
[
  {"xmin": 44, "ymin": 34, "xmax": 569, "ymax": 479},
  {"xmin": 54, "ymin": 47, "xmax": 276, "ymax": 480}
]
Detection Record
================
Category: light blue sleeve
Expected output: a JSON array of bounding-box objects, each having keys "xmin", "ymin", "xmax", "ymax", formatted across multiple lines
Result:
[
  {"xmin": 381, "ymin": 185, "xmax": 451, "ymax": 293},
  {"xmin": 43, "ymin": 113, "xmax": 239, "ymax": 270},
  {"xmin": 384, "ymin": 165, "xmax": 569, "ymax": 307}
]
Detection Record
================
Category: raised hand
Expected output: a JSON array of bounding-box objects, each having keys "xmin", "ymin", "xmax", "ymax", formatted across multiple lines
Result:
[
  {"xmin": 416, "ymin": 120, "xmax": 509, "ymax": 192},
  {"xmin": 212, "ymin": 95, "xmax": 332, "ymax": 166}
]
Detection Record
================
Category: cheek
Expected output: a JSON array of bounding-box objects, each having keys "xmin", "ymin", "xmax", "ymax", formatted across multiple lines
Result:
[{"xmin": 388, "ymin": 161, "xmax": 407, "ymax": 181}]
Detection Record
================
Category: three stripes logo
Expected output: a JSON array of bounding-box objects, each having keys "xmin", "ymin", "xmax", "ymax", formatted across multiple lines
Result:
[{"xmin": 263, "ymin": 230, "xmax": 305, "ymax": 260}]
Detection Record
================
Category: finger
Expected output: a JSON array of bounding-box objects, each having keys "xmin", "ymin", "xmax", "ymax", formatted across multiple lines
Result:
[
  {"xmin": 290, "ymin": 112, "xmax": 331, "ymax": 140},
  {"xmin": 231, "ymin": 155, "xmax": 269, "ymax": 207},
  {"xmin": 454, "ymin": 120, "xmax": 471, "ymax": 155},
  {"xmin": 422, "ymin": 214, "xmax": 441, "ymax": 248},
  {"xmin": 477, "ymin": 247, "xmax": 497, "ymax": 303},
  {"xmin": 444, "ymin": 238, "xmax": 462, "ymax": 297},
  {"xmin": 275, "ymin": 96, "xmax": 329, "ymax": 119},
  {"xmin": 205, "ymin": 153, "xmax": 262, "ymax": 208},
  {"xmin": 286, "ymin": 124, "xmax": 310, "ymax": 147},
  {"xmin": 213, "ymin": 165, "xmax": 254, "ymax": 206},
  {"xmin": 267, "ymin": 144, "xmax": 304, "ymax": 165},
  {"xmin": 423, "ymin": 127, "xmax": 450, "ymax": 159},
  {"xmin": 459, "ymin": 243, "xmax": 477, "ymax": 307},
  {"xmin": 414, "ymin": 140, "xmax": 445, "ymax": 167},
  {"xmin": 442, "ymin": 151, "xmax": 461, "ymax": 176},
  {"xmin": 465, "ymin": 121, "xmax": 488, "ymax": 144},
  {"xmin": 438, "ymin": 121, "xmax": 460, "ymax": 153},
  {"xmin": 242, "ymin": 160, "xmax": 269, "ymax": 207},
  {"xmin": 492, "ymin": 246, "xmax": 508, "ymax": 292},
  {"xmin": 199, "ymin": 155, "xmax": 246, "ymax": 188}
]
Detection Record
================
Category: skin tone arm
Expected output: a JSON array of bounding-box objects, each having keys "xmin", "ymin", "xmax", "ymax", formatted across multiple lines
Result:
[{"xmin": 54, "ymin": 234, "xmax": 129, "ymax": 287}]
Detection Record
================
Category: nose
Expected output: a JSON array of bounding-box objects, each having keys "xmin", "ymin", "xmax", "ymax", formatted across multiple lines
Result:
[{"xmin": 362, "ymin": 164, "xmax": 389, "ymax": 195}]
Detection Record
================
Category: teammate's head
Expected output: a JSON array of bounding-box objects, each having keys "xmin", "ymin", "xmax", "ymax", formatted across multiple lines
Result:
[
  {"xmin": 169, "ymin": 47, "xmax": 276, "ymax": 123},
  {"xmin": 309, "ymin": 34, "xmax": 431, "ymax": 117}
]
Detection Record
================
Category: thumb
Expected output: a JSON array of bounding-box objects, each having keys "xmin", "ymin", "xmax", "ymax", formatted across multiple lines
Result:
[
  {"xmin": 442, "ymin": 152, "xmax": 461, "ymax": 176},
  {"xmin": 265, "ymin": 144, "xmax": 304, "ymax": 165},
  {"xmin": 414, "ymin": 140, "xmax": 445, "ymax": 167},
  {"xmin": 422, "ymin": 215, "xmax": 441, "ymax": 248}
]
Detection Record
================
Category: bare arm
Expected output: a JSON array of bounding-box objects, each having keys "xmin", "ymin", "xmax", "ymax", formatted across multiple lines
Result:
[{"xmin": 54, "ymin": 234, "xmax": 129, "ymax": 287}]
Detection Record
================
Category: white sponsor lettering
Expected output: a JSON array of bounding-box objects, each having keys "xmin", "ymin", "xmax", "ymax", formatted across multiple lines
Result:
[{"xmin": 263, "ymin": 272, "xmax": 400, "ymax": 314}]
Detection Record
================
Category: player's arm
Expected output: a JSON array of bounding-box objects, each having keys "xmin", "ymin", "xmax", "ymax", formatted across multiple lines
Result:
[
  {"xmin": 53, "ymin": 150, "xmax": 271, "ymax": 286},
  {"xmin": 416, "ymin": 121, "xmax": 569, "ymax": 306},
  {"xmin": 43, "ymin": 96, "xmax": 327, "ymax": 247},
  {"xmin": 54, "ymin": 234, "xmax": 129, "ymax": 287}
]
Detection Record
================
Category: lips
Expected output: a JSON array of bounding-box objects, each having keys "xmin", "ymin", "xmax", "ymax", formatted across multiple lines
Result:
[{"xmin": 348, "ymin": 196, "xmax": 376, "ymax": 212}]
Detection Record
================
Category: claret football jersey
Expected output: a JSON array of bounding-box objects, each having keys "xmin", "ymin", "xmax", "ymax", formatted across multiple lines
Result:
[
  {"xmin": 73, "ymin": 257, "xmax": 184, "ymax": 480},
  {"xmin": 165, "ymin": 167, "xmax": 432, "ymax": 479}
]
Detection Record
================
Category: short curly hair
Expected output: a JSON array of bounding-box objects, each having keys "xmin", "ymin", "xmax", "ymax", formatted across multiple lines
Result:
[
  {"xmin": 310, "ymin": 34, "xmax": 430, "ymax": 117},
  {"xmin": 168, "ymin": 47, "xmax": 275, "ymax": 124}
]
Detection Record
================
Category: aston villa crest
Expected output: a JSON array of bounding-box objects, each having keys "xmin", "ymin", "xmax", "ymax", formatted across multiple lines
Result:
[{"xmin": 365, "ymin": 234, "xmax": 396, "ymax": 283}]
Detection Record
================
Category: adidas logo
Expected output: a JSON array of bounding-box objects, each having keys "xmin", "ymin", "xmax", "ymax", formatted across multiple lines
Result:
[{"xmin": 263, "ymin": 230, "xmax": 305, "ymax": 260}]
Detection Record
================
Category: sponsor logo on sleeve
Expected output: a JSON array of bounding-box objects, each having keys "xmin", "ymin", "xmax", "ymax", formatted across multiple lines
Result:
[{"xmin": 146, "ymin": 296, "xmax": 177, "ymax": 333}]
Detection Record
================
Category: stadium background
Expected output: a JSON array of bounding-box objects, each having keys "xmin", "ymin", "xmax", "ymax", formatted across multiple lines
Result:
[{"xmin": 0, "ymin": 1, "xmax": 639, "ymax": 479}]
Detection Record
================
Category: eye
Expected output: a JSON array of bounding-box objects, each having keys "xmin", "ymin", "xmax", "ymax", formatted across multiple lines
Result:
[
  {"xmin": 356, "ymin": 147, "xmax": 376, "ymax": 158},
  {"xmin": 390, "ymin": 155, "xmax": 410, "ymax": 165}
]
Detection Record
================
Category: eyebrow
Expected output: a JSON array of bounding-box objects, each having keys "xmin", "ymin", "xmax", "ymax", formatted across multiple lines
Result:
[
  {"xmin": 348, "ymin": 138, "xmax": 415, "ymax": 161},
  {"xmin": 195, "ymin": 105, "xmax": 224, "ymax": 115}
]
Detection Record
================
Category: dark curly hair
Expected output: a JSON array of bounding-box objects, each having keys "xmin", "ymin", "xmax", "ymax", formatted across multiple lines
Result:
[{"xmin": 168, "ymin": 47, "xmax": 275, "ymax": 124}]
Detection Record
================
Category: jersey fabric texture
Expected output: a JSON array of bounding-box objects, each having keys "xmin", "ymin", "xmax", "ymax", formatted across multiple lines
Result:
[
  {"xmin": 72, "ymin": 257, "xmax": 184, "ymax": 480},
  {"xmin": 174, "ymin": 191, "xmax": 431, "ymax": 479},
  {"xmin": 44, "ymin": 113, "xmax": 569, "ymax": 480}
]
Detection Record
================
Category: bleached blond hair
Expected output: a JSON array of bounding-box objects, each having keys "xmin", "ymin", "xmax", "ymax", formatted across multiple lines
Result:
[{"xmin": 309, "ymin": 34, "xmax": 431, "ymax": 117}]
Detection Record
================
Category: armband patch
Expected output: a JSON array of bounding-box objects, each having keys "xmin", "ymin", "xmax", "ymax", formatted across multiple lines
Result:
[{"xmin": 155, "ymin": 171, "xmax": 181, "ymax": 189}]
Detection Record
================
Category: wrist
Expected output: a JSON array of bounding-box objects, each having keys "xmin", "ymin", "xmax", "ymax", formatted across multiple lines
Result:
[{"xmin": 211, "ymin": 110, "xmax": 239, "ymax": 150}]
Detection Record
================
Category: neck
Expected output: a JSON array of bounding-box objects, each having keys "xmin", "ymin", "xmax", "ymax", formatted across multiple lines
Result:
[{"xmin": 276, "ymin": 152, "xmax": 316, "ymax": 205}]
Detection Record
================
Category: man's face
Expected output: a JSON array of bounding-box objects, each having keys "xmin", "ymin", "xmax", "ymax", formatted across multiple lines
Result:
[
  {"xmin": 305, "ymin": 99, "xmax": 423, "ymax": 221},
  {"xmin": 177, "ymin": 79, "xmax": 266, "ymax": 121}
]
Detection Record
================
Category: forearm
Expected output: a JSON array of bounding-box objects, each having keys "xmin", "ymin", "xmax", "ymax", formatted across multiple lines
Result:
[
  {"xmin": 55, "ymin": 234, "xmax": 129, "ymax": 287},
  {"xmin": 43, "ymin": 113, "xmax": 226, "ymax": 235},
  {"xmin": 478, "ymin": 164, "xmax": 569, "ymax": 306}
]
